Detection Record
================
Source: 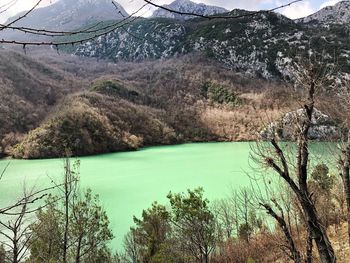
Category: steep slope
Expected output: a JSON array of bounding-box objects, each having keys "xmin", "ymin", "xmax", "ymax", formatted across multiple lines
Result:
[
  {"xmin": 0, "ymin": 0, "xmax": 128, "ymax": 41},
  {"xmin": 6, "ymin": 52, "xmax": 295, "ymax": 159},
  {"xmin": 74, "ymin": 11, "xmax": 350, "ymax": 79},
  {"xmin": 0, "ymin": 50, "xmax": 84, "ymax": 156},
  {"xmin": 0, "ymin": 49, "xmax": 342, "ymax": 159},
  {"xmin": 13, "ymin": 83, "xmax": 178, "ymax": 159},
  {"xmin": 152, "ymin": 0, "xmax": 228, "ymax": 20},
  {"xmin": 296, "ymin": 1, "xmax": 350, "ymax": 25}
]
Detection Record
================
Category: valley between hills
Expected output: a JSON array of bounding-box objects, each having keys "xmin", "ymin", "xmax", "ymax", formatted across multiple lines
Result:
[
  {"xmin": 0, "ymin": 50, "xmax": 297, "ymax": 159},
  {"xmin": 2, "ymin": 1, "xmax": 350, "ymax": 263},
  {"xmin": 1, "ymin": 1, "xmax": 350, "ymax": 159}
]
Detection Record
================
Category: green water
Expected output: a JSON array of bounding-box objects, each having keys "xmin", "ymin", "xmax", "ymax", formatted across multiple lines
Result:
[{"xmin": 0, "ymin": 142, "xmax": 336, "ymax": 249}]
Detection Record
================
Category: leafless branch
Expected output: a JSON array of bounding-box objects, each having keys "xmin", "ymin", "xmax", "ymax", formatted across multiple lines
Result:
[
  {"xmin": 144, "ymin": 0, "xmax": 303, "ymax": 20},
  {"xmin": 0, "ymin": 0, "xmax": 43, "ymax": 31},
  {"xmin": 0, "ymin": 0, "xmax": 303, "ymax": 47},
  {"xmin": 0, "ymin": 162, "xmax": 10, "ymax": 181}
]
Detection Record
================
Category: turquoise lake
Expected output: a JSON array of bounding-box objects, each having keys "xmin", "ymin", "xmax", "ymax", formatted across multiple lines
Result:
[{"xmin": 0, "ymin": 142, "xmax": 336, "ymax": 249}]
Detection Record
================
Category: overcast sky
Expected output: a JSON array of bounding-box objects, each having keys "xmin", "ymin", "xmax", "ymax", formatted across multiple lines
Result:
[{"xmin": 0, "ymin": 0, "xmax": 344, "ymax": 23}]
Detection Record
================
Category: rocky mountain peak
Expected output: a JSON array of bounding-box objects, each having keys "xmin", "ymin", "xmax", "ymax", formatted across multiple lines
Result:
[
  {"xmin": 297, "ymin": 0, "xmax": 350, "ymax": 25},
  {"xmin": 151, "ymin": 0, "xmax": 228, "ymax": 20},
  {"xmin": 1, "ymin": 0, "xmax": 128, "ymax": 41},
  {"xmin": 4, "ymin": 0, "xmax": 128, "ymax": 30}
]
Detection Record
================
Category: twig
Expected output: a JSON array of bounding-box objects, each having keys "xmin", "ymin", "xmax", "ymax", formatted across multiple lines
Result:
[{"xmin": 144, "ymin": 0, "xmax": 303, "ymax": 20}]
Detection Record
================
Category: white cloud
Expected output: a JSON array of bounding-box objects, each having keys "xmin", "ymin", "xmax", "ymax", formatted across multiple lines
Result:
[
  {"xmin": 0, "ymin": 0, "xmax": 56, "ymax": 22},
  {"xmin": 278, "ymin": 1, "xmax": 315, "ymax": 19},
  {"xmin": 0, "ymin": 0, "xmax": 317, "ymax": 23},
  {"xmin": 320, "ymin": 0, "xmax": 341, "ymax": 9},
  {"xmin": 0, "ymin": 0, "xmax": 279, "ymax": 23}
]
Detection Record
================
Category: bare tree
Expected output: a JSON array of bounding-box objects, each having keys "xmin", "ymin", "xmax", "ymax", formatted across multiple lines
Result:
[
  {"xmin": 336, "ymin": 79, "xmax": 350, "ymax": 247},
  {"xmin": 212, "ymin": 199, "xmax": 236, "ymax": 240},
  {"xmin": 58, "ymin": 158, "xmax": 79, "ymax": 263},
  {"xmin": 0, "ymin": 193, "xmax": 32, "ymax": 263},
  {"xmin": 260, "ymin": 201, "xmax": 303, "ymax": 263},
  {"xmin": 123, "ymin": 231, "xmax": 140, "ymax": 263},
  {"xmin": 254, "ymin": 59, "xmax": 337, "ymax": 263}
]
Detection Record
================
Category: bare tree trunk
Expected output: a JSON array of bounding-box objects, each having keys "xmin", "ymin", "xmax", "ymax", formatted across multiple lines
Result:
[
  {"xmin": 306, "ymin": 226, "xmax": 313, "ymax": 263},
  {"xmin": 63, "ymin": 159, "xmax": 73, "ymax": 263},
  {"xmin": 13, "ymin": 228, "xmax": 18, "ymax": 263},
  {"xmin": 63, "ymin": 168, "xmax": 69, "ymax": 263},
  {"xmin": 340, "ymin": 138, "xmax": 350, "ymax": 247},
  {"xmin": 75, "ymin": 235, "xmax": 83, "ymax": 263},
  {"xmin": 0, "ymin": 199, "xmax": 32, "ymax": 263},
  {"xmin": 290, "ymin": 81, "xmax": 334, "ymax": 263},
  {"xmin": 263, "ymin": 78, "xmax": 336, "ymax": 262},
  {"xmin": 298, "ymin": 193, "xmax": 334, "ymax": 263},
  {"xmin": 261, "ymin": 203, "xmax": 302, "ymax": 263}
]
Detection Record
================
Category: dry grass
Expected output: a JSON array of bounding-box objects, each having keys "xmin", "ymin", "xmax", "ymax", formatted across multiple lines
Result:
[
  {"xmin": 328, "ymin": 223, "xmax": 350, "ymax": 262},
  {"xmin": 200, "ymin": 91, "xmax": 289, "ymax": 141},
  {"xmin": 214, "ymin": 222, "xmax": 350, "ymax": 263}
]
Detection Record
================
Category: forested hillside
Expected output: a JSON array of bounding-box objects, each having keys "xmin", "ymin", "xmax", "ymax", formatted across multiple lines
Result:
[
  {"xmin": 3, "ymin": 50, "xmax": 298, "ymax": 159},
  {"xmin": 0, "ymin": 50, "xmax": 84, "ymax": 157},
  {"xmin": 71, "ymin": 9, "xmax": 350, "ymax": 79},
  {"xmin": 2, "ymin": 1, "xmax": 350, "ymax": 263}
]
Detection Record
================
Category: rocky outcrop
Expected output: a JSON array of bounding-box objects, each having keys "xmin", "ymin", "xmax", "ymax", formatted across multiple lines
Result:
[
  {"xmin": 260, "ymin": 108, "xmax": 340, "ymax": 141},
  {"xmin": 151, "ymin": 0, "xmax": 228, "ymax": 20},
  {"xmin": 296, "ymin": 1, "xmax": 350, "ymax": 25},
  {"xmin": 72, "ymin": 8, "xmax": 350, "ymax": 80},
  {"xmin": 1, "ymin": 0, "xmax": 128, "ymax": 41}
]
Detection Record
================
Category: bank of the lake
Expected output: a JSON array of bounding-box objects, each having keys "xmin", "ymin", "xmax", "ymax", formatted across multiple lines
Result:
[{"xmin": 0, "ymin": 142, "xmax": 336, "ymax": 249}]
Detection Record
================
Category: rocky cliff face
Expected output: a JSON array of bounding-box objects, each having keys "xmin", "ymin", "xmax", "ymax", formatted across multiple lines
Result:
[
  {"xmin": 0, "ymin": 0, "xmax": 128, "ymax": 41},
  {"xmin": 4, "ymin": 0, "xmax": 350, "ymax": 80},
  {"xmin": 73, "ymin": 10, "xmax": 350, "ymax": 80},
  {"xmin": 151, "ymin": 0, "xmax": 228, "ymax": 20},
  {"xmin": 260, "ymin": 109, "xmax": 341, "ymax": 141},
  {"xmin": 296, "ymin": 1, "xmax": 350, "ymax": 25}
]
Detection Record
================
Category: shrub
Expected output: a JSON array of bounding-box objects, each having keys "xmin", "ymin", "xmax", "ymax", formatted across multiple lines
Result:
[{"xmin": 203, "ymin": 82, "xmax": 240, "ymax": 106}]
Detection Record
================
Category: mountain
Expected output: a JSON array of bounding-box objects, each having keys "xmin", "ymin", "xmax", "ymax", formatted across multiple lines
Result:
[
  {"xmin": 6, "ymin": 50, "xmax": 343, "ymax": 159},
  {"xmin": 0, "ymin": 0, "xmax": 128, "ymax": 41},
  {"xmin": 0, "ymin": 50, "xmax": 84, "ymax": 157},
  {"xmin": 0, "ymin": 49, "xmax": 296, "ymax": 159},
  {"xmin": 296, "ymin": 1, "xmax": 350, "ymax": 25},
  {"xmin": 151, "ymin": 0, "xmax": 228, "ymax": 20},
  {"xmin": 72, "ymin": 10, "xmax": 350, "ymax": 79}
]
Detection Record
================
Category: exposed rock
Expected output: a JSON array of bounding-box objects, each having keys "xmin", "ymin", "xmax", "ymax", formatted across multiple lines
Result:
[
  {"xmin": 0, "ymin": 0, "xmax": 128, "ymax": 41},
  {"xmin": 260, "ymin": 108, "xmax": 340, "ymax": 141},
  {"xmin": 296, "ymin": 1, "xmax": 350, "ymax": 25},
  {"xmin": 72, "ymin": 10, "xmax": 350, "ymax": 80},
  {"xmin": 152, "ymin": 0, "xmax": 228, "ymax": 20}
]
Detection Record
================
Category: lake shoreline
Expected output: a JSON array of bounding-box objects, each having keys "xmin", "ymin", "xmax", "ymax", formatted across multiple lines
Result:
[
  {"xmin": 2, "ymin": 138, "xmax": 340, "ymax": 161},
  {"xmin": 3, "ymin": 139, "xmax": 255, "ymax": 161},
  {"xmin": 0, "ymin": 142, "xmax": 337, "ymax": 248}
]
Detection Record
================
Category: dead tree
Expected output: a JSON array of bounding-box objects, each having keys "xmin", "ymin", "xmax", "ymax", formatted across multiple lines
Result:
[
  {"xmin": 255, "ymin": 61, "xmax": 336, "ymax": 263},
  {"xmin": 0, "ymin": 161, "xmax": 78, "ymax": 263},
  {"xmin": 336, "ymin": 80, "xmax": 350, "ymax": 247},
  {"xmin": 0, "ymin": 193, "xmax": 33, "ymax": 263},
  {"xmin": 260, "ymin": 202, "xmax": 302, "ymax": 263},
  {"xmin": 61, "ymin": 158, "xmax": 79, "ymax": 263},
  {"xmin": 340, "ymin": 138, "xmax": 350, "ymax": 247}
]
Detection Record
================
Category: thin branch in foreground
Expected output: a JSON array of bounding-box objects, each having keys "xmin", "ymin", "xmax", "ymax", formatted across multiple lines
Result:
[
  {"xmin": 0, "ymin": 162, "xmax": 10, "ymax": 181},
  {"xmin": 0, "ymin": 0, "xmax": 302, "ymax": 46},
  {"xmin": 0, "ymin": 0, "xmax": 43, "ymax": 31},
  {"xmin": 0, "ymin": 3, "xmax": 149, "ymax": 46},
  {"xmin": 144, "ymin": 0, "xmax": 303, "ymax": 20},
  {"xmin": 0, "ymin": 0, "xmax": 18, "ymax": 15}
]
